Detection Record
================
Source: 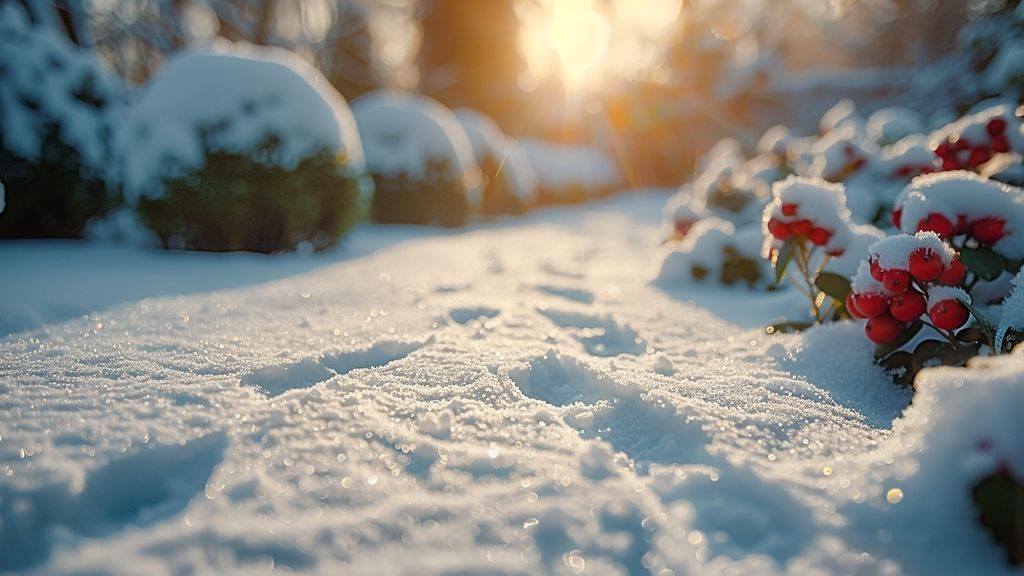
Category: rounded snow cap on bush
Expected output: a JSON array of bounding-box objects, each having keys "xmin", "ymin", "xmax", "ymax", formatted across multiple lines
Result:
[
  {"xmin": 0, "ymin": 3, "xmax": 122, "ymax": 238},
  {"xmin": 352, "ymin": 91, "xmax": 481, "ymax": 201},
  {"xmin": 454, "ymin": 108, "xmax": 537, "ymax": 210},
  {"xmin": 118, "ymin": 43, "xmax": 366, "ymax": 201},
  {"xmin": 762, "ymin": 176, "xmax": 855, "ymax": 258}
]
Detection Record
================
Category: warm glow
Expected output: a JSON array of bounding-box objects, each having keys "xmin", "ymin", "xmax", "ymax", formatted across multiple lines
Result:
[
  {"xmin": 548, "ymin": 0, "xmax": 609, "ymax": 86},
  {"xmin": 518, "ymin": 0, "xmax": 683, "ymax": 91}
]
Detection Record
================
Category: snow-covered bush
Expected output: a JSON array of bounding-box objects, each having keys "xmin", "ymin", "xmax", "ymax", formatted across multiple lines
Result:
[
  {"xmin": 352, "ymin": 90, "xmax": 481, "ymax": 227},
  {"xmin": 520, "ymin": 139, "xmax": 622, "ymax": 204},
  {"xmin": 0, "ymin": 3, "xmax": 122, "ymax": 238},
  {"xmin": 116, "ymin": 45, "xmax": 366, "ymax": 253},
  {"xmin": 654, "ymin": 218, "xmax": 771, "ymax": 289},
  {"xmin": 454, "ymin": 108, "xmax": 537, "ymax": 215}
]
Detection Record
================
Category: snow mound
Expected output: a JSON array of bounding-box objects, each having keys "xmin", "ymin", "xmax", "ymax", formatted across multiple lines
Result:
[
  {"xmin": 116, "ymin": 43, "xmax": 365, "ymax": 201},
  {"xmin": 0, "ymin": 2, "xmax": 121, "ymax": 171},
  {"xmin": 867, "ymin": 107, "xmax": 924, "ymax": 147},
  {"xmin": 521, "ymin": 139, "xmax": 622, "ymax": 198},
  {"xmin": 352, "ymin": 90, "xmax": 482, "ymax": 202},
  {"xmin": 454, "ymin": 108, "xmax": 538, "ymax": 203}
]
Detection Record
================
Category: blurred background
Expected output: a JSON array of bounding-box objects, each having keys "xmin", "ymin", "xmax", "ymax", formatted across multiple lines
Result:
[{"xmin": 2, "ymin": 0, "xmax": 1022, "ymax": 253}]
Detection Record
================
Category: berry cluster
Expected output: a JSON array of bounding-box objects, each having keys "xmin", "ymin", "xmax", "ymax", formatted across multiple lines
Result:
[
  {"xmin": 932, "ymin": 116, "xmax": 1012, "ymax": 172},
  {"xmin": 766, "ymin": 204, "xmax": 842, "ymax": 255},
  {"xmin": 848, "ymin": 233, "xmax": 971, "ymax": 345},
  {"xmin": 893, "ymin": 208, "xmax": 1008, "ymax": 246}
]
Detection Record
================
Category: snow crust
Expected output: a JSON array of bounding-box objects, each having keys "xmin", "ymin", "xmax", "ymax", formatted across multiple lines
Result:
[
  {"xmin": 7, "ymin": 193, "xmax": 1013, "ymax": 574},
  {"xmin": 116, "ymin": 44, "xmax": 365, "ymax": 201}
]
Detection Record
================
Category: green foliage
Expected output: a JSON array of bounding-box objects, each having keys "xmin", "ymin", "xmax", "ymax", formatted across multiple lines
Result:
[
  {"xmin": 972, "ymin": 468, "xmax": 1024, "ymax": 567},
  {"xmin": 138, "ymin": 149, "xmax": 362, "ymax": 253},
  {"xmin": 369, "ymin": 157, "xmax": 470, "ymax": 227},
  {"xmin": 0, "ymin": 124, "xmax": 113, "ymax": 238}
]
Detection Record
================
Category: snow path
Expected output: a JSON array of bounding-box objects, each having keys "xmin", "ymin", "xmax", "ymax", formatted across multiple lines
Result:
[{"xmin": 1, "ymin": 194, "xmax": 925, "ymax": 574}]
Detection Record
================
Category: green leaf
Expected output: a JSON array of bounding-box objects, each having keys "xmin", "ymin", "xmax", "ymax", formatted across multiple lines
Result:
[
  {"xmin": 765, "ymin": 320, "xmax": 813, "ymax": 335},
  {"xmin": 972, "ymin": 469, "xmax": 1024, "ymax": 566},
  {"xmin": 772, "ymin": 238, "xmax": 798, "ymax": 286},
  {"xmin": 959, "ymin": 298, "xmax": 998, "ymax": 352},
  {"xmin": 878, "ymin": 351, "xmax": 915, "ymax": 388},
  {"xmin": 874, "ymin": 320, "xmax": 924, "ymax": 361},
  {"xmin": 959, "ymin": 246, "xmax": 1006, "ymax": 281},
  {"xmin": 814, "ymin": 272, "xmax": 852, "ymax": 302},
  {"xmin": 1006, "ymin": 258, "xmax": 1023, "ymax": 275}
]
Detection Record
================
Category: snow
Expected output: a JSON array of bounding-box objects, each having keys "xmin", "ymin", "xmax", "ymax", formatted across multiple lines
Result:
[
  {"xmin": 351, "ymin": 90, "xmax": 482, "ymax": 202},
  {"xmin": 866, "ymin": 107, "xmax": 924, "ymax": 148},
  {"xmin": 453, "ymin": 108, "xmax": 538, "ymax": 203},
  {"xmin": 116, "ymin": 44, "xmax": 365, "ymax": 202},
  {"xmin": 895, "ymin": 171, "xmax": 1024, "ymax": 259},
  {"xmin": 869, "ymin": 232, "xmax": 956, "ymax": 270},
  {"xmin": 520, "ymin": 139, "xmax": 623, "ymax": 197},
  {"xmin": 8, "ymin": 191, "xmax": 1015, "ymax": 574},
  {"xmin": 762, "ymin": 176, "xmax": 856, "ymax": 258},
  {"xmin": 996, "ymin": 270, "xmax": 1024, "ymax": 351},
  {"xmin": 0, "ymin": 2, "xmax": 121, "ymax": 171}
]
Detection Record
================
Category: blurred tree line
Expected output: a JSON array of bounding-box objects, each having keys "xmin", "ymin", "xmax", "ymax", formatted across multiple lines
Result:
[{"xmin": 6, "ymin": 0, "xmax": 1020, "ymax": 188}]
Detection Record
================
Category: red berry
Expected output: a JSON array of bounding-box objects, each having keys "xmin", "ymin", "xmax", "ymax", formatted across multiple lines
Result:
[
  {"xmin": 968, "ymin": 146, "xmax": 993, "ymax": 168},
  {"xmin": 791, "ymin": 219, "xmax": 812, "ymax": 237},
  {"xmin": 781, "ymin": 203, "xmax": 798, "ymax": 217},
  {"xmin": 674, "ymin": 219, "xmax": 694, "ymax": 237},
  {"xmin": 993, "ymin": 134, "xmax": 1010, "ymax": 153},
  {"xmin": 971, "ymin": 216, "xmax": 1007, "ymax": 244},
  {"xmin": 891, "ymin": 208, "xmax": 903, "ymax": 229},
  {"xmin": 894, "ymin": 165, "xmax": 913, "ymax": 178},
  {"xmin": 890, "ymin": 291, "xmax": 927, "ymax": 322},
  {"xmin": 767, "ymin": 217, "xmax": 793, "ymax": 241},
  {"xmin": 852, "ymin": 292, "xmax": 891, "ymax": 318},
  {"xmin": 987, "ymin": 117, "xmax": 1008, "ymax": 136},
  {"xmin": 954, "ymin": 137, "xmax": 970, "ymax": 151},
  {"xmin": 941, "ymin": 157, "xmax": 963, "ymax": 171},
  {"xmin": 934, "ymin": 143, "xmax": 952, "ymax": 159},
  {"xmin": 883, "ymin": 269, "xmax": 911, "ymax": 293},
  {"xmin": 826, "ymin": 247, "xmax": 845, "ymax": 257},
  {"xmin": 870, "ymin": 258, "xmax": 885, "ymax": 281},
  {"xmin": 908, "ymin": 248, "xmax": 944, "ymax": 282},
  {"xmin": 917, "ymin": 213, "xmax": 953, "ymax": 238},
  {"xmin": 865, "ymin": 313, "xmax": 905, "ymax": 345},
  {"xmin": 846, "ymin": 293, "xmax": 867, "ymax": 319},
  {"xmin": 851, "ymin": 158, "xmax": 866, "ymax": 171},
  {"xmin": 929, "ymin": 299, "xmax": 969, "ymax": 331},
  {"xmin": 938, "ymin": 258, "xmax": 966, "ymax": 285},
  {"xmin": 953, "ymin": 214, "xmax": 970, "ymax": 236},
  {"xmin": 809, "ymin": 227, "xmax": 832, "ymax": 246}
]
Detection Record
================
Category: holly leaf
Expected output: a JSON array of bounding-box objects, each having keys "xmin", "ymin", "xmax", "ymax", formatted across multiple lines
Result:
[
  {"xmin": 814, "ymin": 272, "xmax": 852, "ymax": 302},
  {"xmin": 772, "ymin": 238, "xmax": 798, "ymax": 286},
  {"xmin": 765, "ymin": 320, "xmax": 813, "ymax": 335},
  {"xmin": 878, "ymin": 350, "xmax": 915, "ymax": 388},
  {"xmin": 874, "ymin": 320, "xmax": 923, "ymax": 361},
  {"xmin": 959, "ymin": 298, "xmax": 998, "ymax": 352},
  {"xmin": 959, "ymin": 246, "xmax": 1005, "ymax": 281},
  {"xmin": 972, "ymin": 469, "xmax": 1024, "ymax": 566}
]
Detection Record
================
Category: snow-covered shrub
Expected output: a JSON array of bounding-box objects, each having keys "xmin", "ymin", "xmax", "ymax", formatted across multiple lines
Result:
[
  {"xmin": 0, "ymin": 4, "xmax": 121, "ymax": 238},
  {"xmin": 654, "ymin": 219, "xmax": 771, "ymax": 289},
  {"xmin": 929, "ymin": 105, "xmax": 1023, "ymax": 172},
  {"xmin": 761, "ymin": 176, "xmax": 886, "ymax": 327},
  {"xmin": 867, "ymin": 107, "xmax": 925, "ymax": 148},
  {"xmin": 352, "ymin": 90, "xmax": 481, "ymax": 227},
  {"xmin": 520, "ymin": 139, "xmax": 622, "ymax": 204},
  {"xmin": 454, "ymin": 108, "xmax": 537, "ymax": 215},
  {"xmin": 116, "ymin": 45, "xmax": 366, "ymax": 253}
]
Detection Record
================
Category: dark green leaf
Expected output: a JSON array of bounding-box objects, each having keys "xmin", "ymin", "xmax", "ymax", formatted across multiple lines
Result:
[
  {"xmin": 874, "ymin": 320, "xmax": 924, "ymax": 361},
  {"xmin": 814, "ymin": 272, "xmax": 852, "ymax": 302},
  {"xmin": 911, "ymin": 340, "xmax": 959, "ymax": 372},
  {"xmin": 772, "ymin": 238, "xmax": 798, "ymax": 286},
  {"xmin": 1006, "ymin": 258, "xmax": 1023, "ymax": 275},
  {"xmin": 765, "ymin": 320, "xmax": 813, "ymax": 335},
  {"xmin": 959, "ymin": 298, "xmax": 998, "ymax": 352},
  {"xmin": 960, "ymin": 246, "xmax": 1006, "ymax": 281},
  {"xmin": 878, "ymin": 351, "xmax": 915, "ymax": 388},
  {"xmin": 972, "ymin": 469, "xmax": 1024, "ymax": 566}
]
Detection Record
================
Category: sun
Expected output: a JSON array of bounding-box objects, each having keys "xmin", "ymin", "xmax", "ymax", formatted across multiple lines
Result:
[{"xmin": 547, "ymin": 0, "xmax": 609, "ymax": 87}]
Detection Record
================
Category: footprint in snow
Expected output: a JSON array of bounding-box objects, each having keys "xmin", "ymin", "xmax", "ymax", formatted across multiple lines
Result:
[
  {"xmin": 509, "ymin": 351, "xmax": 711, "ymax": 474},
  {"xmin": 448, "ymin": 306, "xmax": 501, "ymax": 325},
  {"xmin": 0, "ymin": 432, "xmax": 227, "ymax": 572},
  {"xmin": 538, "ymin": 307, "xmax": 646, "ymax": 357},
  {"xmin": 535, "ymin": 284, "xmax": 595, "ymax": 304},
  {"xmin": 240, "ymin": 337, "xmax": 432, "ymax": 397}
]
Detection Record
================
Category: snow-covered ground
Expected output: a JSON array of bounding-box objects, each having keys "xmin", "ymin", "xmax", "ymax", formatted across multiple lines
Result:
[{"xmin": 0, "ymin": 192, "xmax": 1019, "ymax": 575}]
